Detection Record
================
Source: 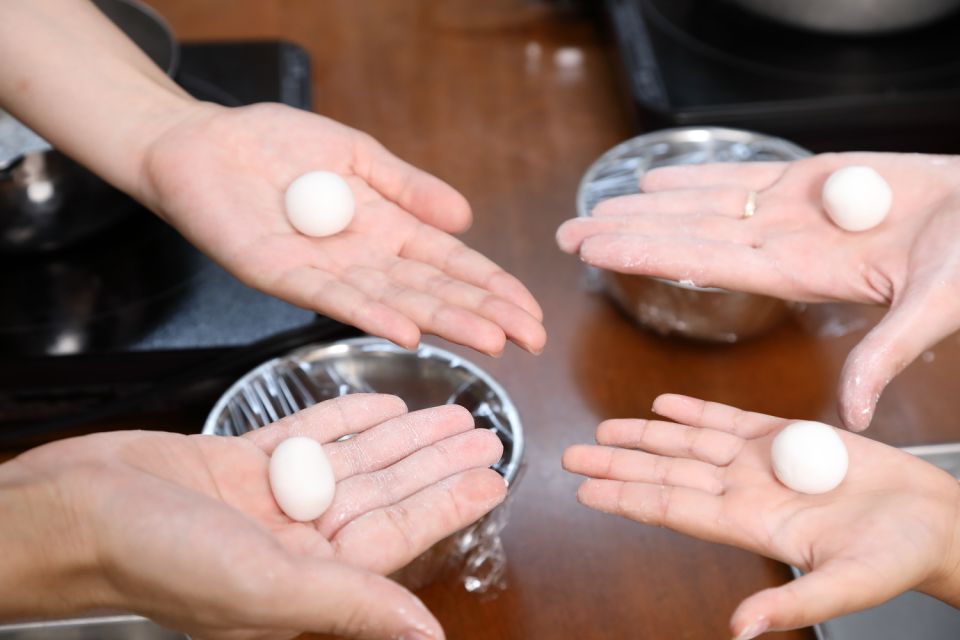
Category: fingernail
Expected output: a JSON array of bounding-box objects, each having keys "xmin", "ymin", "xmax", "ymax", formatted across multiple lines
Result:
[
  {"xmin": 400, "ymin": 632, "xmax": 433, "ymax": 640},
  {"xmin": 734, "ymin": 618, "xmax": 769, "ymax": 640}
]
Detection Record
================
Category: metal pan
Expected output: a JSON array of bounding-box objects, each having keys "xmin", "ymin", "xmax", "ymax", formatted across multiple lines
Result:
[
  {"xmin": 0, "ymin": 0, "xmax": 178, "ymax": 253},
  {"xmin": 725, "ymin": 0, "xmax": 960, "ymax": 36}
]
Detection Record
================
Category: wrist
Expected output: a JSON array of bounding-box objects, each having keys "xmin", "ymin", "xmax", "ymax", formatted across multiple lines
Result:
[
  {"xmin": 918, "ymin": 478, "xmax": 960, "ymax": 606},
  {"xmin": 132, "ymin": 97, "xmax": 225, "ymax": 215},
  {"xmin": 0, "ymin": 458, "xmax": 109, "ymax": 620}
]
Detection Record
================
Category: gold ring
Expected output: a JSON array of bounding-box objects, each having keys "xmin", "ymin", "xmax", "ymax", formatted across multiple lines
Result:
[{"xmin": 743, "ymin": 191, "xmax": 757, "ymax": 219}]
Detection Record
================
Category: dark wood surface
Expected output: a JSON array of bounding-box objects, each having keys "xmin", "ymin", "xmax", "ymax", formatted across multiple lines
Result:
[{"xmin": 139, "ymin": 1, "xmax": 960, "ymax": 638}]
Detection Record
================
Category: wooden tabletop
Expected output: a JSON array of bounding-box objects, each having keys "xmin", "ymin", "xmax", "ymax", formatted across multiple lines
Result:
[{"xmin": 145, "ymin": 2, "xmax": 960, "ymax": 638}]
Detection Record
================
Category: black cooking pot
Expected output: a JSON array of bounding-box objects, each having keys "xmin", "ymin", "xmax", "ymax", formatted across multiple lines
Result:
[{"xmin": 0, "ymin": 0, "xmax": 178, "ymax": 253}]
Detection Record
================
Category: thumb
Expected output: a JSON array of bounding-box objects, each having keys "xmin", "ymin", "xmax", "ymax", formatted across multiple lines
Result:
[
  {"xmin": 354, "ymin": 134, "xmax": 472, "ymax": 233},
  {"xmin": 262, "ymin": 557, "xmax": 444, "ymax": 640},
  {"xmin": 838, "ymin": 285, "xmax": 960, "ymax": 432},
  {"xmin": 729, "ymin": 562, "xmax": 901, "ymax": 639}
]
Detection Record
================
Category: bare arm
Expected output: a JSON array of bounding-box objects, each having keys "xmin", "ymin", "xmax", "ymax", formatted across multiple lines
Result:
[
  {"xmin": 0, "ymin": 0, "xmax": 545, "ymax": 356},
  {"xmin": 0, "ymin": 0, "xmax": 193, "ymax": 198}
]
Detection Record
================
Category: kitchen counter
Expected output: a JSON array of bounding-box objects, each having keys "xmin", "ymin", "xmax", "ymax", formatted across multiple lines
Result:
[{"xmin": 138, "ymin": 1, "xmax": 960, "ymax": 638}]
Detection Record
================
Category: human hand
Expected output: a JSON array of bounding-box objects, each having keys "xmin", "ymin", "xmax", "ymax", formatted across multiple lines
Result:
[
  {"xmin": 557, "ymin": 153, "xmax": 960, "ymax": 429},
  {"xmin": 1, "ymin": 394, "xmax": 506, "ymax": 639},
  {"xmin": 139, "ymin": 102, "xmax": 545, "ymax": 357},
  {"xmin": 563, "ymin": 394, "xmax": 960, "ymax": 639}
]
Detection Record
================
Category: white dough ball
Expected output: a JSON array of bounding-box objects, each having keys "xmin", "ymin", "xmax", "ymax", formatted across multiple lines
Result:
[
  {"xmin": 284, "ymin": 171, "xmax": 355, "ymax": 237},
  {"xmin": 268, "ymin": 436, "xmax": 336, "ymax": 522},
  {"xmin": 821, "ymin": 165, "xmax": 892, "ymax": 232},
  {"xmin": 770, "ymin": 421, "xmax": 848, "ymax": 495}
]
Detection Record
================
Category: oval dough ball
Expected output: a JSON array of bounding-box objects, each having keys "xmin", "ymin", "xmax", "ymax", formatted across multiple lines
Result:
[
  {"xmin": 268, "ymin": 436, "xmax": 336, "ymax": 522},
  {"xmin": 770, "ymin": 421, "xmax": 848, "ymax": 495},
  {"xmin": 821, "ymin": 165, "xmax": 892, "ymax": 232},
  {"xmin": 284, "ymin": 171, "xmax": 355, "ymax": 237}
]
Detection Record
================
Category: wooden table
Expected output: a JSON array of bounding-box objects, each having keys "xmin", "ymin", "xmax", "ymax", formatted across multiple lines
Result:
[{"xmin": 144, "ymin": 2, "xmax": 960, "ymax": 638}]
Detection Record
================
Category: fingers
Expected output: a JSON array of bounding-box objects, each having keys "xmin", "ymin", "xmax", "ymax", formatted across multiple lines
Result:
[
  {"xmin": 245, "ymin": 394, "xmax": 409, "ymax": 454},
  {"xmin": 577, "ymin": 235, "xmax": 780, "ymax": 295},
  {"xmin": 651, "ymin": 394, "xmax": 786, "ymax": 439},
  {"xmin": 325, "ymin": 404, "xmax": 476, "ymax": 480},
  {"xmin": 575, "ymin": 478, "xmax": 732, "ymax": 545},
  {"xmin": 264, "ymin": 557, "xmax": 444, "ymax": 640},
  {"xmin": 596, "ymin": 418, "xmax": 744, "ymax": 466},
  {"xmin": 839, "ymin": 284, "xmax": 960, "ymax": 431},
  {"xmin": 331, "ymin": 467, "xmax": 507, "ymax": 575},
  {"xmin": 383, "ymin": 258, "xmax": 546, "ymax": 354},
  {"xmin": 354, "ymin": 134, "xmax": 472, "ymax": 234},
  {"xmin": 268, "ymin": 235, "xmax": 544, "ymax": 356},
  {"xmin": 730, "ymin": 561, "xmax": 902, "ymax": 639},
  {"xmin": 563, "ymin": 445, "xmax": 724, "ymax": 495},
  {"xmin": 590, "ymin": 187, "xmax": 751, "ymax": 218},
  {"xmin": 319, "ymin": 427, "xmax": 503, "ymax": 538},
  {"xmin": 639, "ymin": 162, "xmax": 787, "ymax": 193},
  {"xmin": 341, "ymin": 264, "xmax": 509, "ymax": 356},
  {"xmin": 556, "ymin": 212, "xmax": 755, "ymax": 255},
  {"xmin": 401, "ymin": 222, "xmax": 544, "ymax": 323},
  {"xmin": 273, "ymin": 265, "xmax": 423, "ymax": 349}
]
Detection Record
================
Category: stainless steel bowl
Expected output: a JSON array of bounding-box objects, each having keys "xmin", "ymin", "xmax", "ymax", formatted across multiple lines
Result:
[
  {"xmin": 203, "ymin": 337, "xmax": 523, "ymax": 592},
  {"xmin": 726, "ymin": 0, "xmax": 960, "ymax": 35},
  {"xmin": 576, "ymin": 126, "xmax": 811, "ymax": 343}
]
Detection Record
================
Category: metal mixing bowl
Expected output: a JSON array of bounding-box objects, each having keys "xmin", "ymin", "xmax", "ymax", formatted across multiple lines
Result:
[
  {"xmin": 576, "ymin": 126, "xmax": 811, "ymax": 343},
  {"xmin": 203, "ymin": 337, "xmax": 523, "ymax": 592},
  {"xmin": 725, "ymin": 0, "xmax": 960, "ymax": 35}
]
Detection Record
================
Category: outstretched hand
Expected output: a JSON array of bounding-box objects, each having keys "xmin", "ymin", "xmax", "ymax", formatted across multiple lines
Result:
[
  {"xmin": 140, "ymin": 102, "xmax": 545, "ymax": 357},
  {"xmin": 8, "ymin": 394, "xmax": 506, "ymax": 639},
  {"xmin": 557, "ymin": 153, "xmax": 960, "ymax": 429},
  {"xmin": 563, "ymin": 394, "xmax": 960, "ymax": 639}
]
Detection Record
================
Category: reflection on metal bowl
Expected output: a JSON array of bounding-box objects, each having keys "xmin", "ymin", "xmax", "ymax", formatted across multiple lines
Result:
[
  {"xmin": 603, "ymin": 272, "xmax": 791, "ymax": 343},
  {"xmin": 203, "ymin": 337, "xmax": 523, "ymax": 593},
  {"xmin": 725, "ymin": 0, "xmax": 960, "ymax": 35},
  {"xmin": 576, "ymin": 126, "xmax": 811, "ymax": 343}
]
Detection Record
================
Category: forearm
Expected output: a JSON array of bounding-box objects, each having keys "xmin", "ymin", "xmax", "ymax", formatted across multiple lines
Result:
[
  {"xmin": 0, "ymin": 459, "xmax": 105, "ymax": 619},
  {"xmin": 0, "ymin": 0, "xmax": 196, "ymax": 199}
]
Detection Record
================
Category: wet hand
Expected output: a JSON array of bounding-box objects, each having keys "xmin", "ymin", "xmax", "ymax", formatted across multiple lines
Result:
[
  {"xmin": 6, "ymin": 394, "xmax": 506, "ymax": 639},
  {"xmin": 563, "ymin": 394, "xmax": 960, "ymax": 638}
]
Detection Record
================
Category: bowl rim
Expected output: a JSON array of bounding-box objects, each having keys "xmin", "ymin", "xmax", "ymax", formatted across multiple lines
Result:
[{"xmin": 202, "ymin": 336, "xmax": 525, "ymax": 484}]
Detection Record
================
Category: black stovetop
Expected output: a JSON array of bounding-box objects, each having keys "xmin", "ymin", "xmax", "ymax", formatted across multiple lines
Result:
[
  {"xmin": 604, "ymin": 0, "xmax": 960, "ymax": 151},
  {"xmin": 0, "ymin": 41, "xmax": 357, "ymax": 435}
]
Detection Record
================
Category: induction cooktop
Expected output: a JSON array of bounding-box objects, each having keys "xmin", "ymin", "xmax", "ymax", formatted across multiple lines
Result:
[{"xmin": 603, "ymin": 0, "xmax": 960, "ymax": 151}]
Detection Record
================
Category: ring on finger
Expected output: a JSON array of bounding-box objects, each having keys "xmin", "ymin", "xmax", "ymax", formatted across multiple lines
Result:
[{"xmin": 742, "ymin": 191, "xmax": 757, "ymax": 219}]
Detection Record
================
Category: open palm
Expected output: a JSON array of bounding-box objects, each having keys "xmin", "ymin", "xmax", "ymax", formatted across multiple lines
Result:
[
  {"xmin": 563, "ymin": 394, "xmax": 960, "ymax": 639},
  {"xmin": 557, "ymin": 152, "xmax": 960, "ymax": 429},
  {"xmin": 139, "ymin": 102, "xmax": 545, "ymax": 357},
  {"xmin": 18, "ymin": 394, "xmax": 505, "ymax": 640}
]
